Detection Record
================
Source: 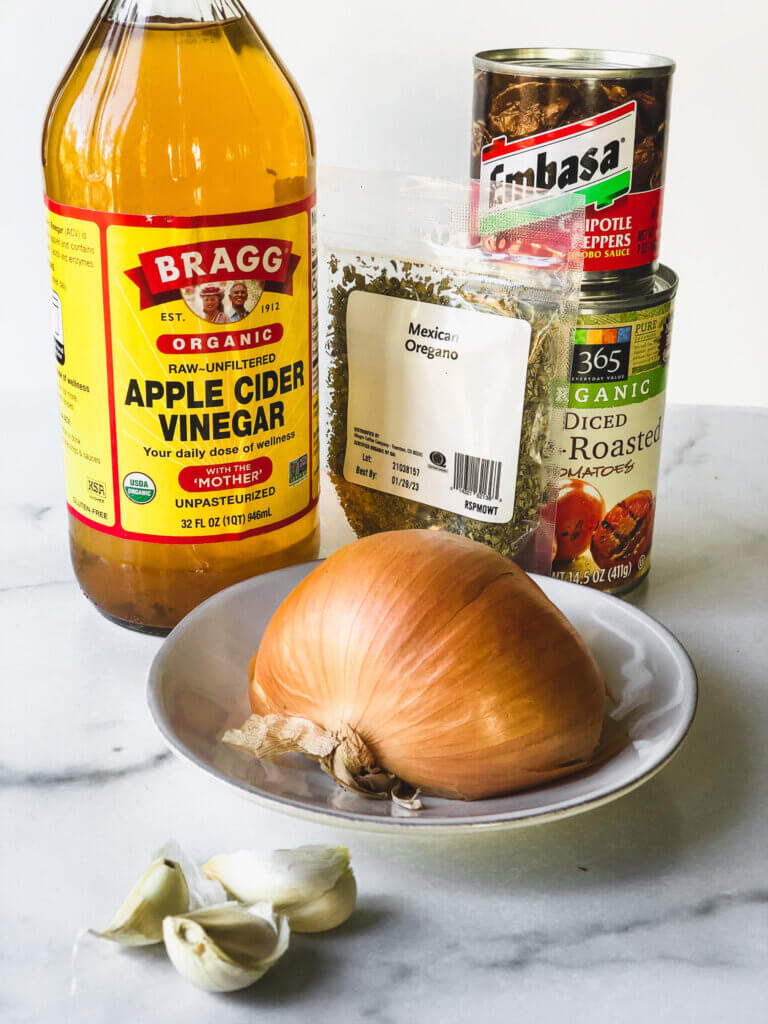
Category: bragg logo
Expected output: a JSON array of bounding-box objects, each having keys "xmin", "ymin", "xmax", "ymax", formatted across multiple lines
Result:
[
  {"xmin": 125, "ymin": 237, "xmax": 299, "ymax": 310},
  {"xmin": 481, "ymin": 101, "xmax": 636, "ymax": 211}
]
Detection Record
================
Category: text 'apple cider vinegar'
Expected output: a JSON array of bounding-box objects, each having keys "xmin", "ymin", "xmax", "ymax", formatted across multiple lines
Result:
[{"xmin": 43, "ymin": 0, "xmax": 319, "ymax": 633}]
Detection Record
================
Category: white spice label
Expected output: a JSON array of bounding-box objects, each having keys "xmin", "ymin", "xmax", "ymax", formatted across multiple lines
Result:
[{"xmin": 343, "ymin": 290, "xmax": 531, "ymax": 523}]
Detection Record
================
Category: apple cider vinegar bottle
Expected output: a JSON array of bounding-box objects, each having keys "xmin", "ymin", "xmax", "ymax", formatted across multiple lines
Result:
[{"xmin": 43, "ymin": 0, "xmax": 319, "ymax": 633}]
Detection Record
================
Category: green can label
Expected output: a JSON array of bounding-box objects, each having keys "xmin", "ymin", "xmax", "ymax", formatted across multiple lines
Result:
[{"xmin": 552, "ymin": 297, "xmax": 673, "ymax": 592}]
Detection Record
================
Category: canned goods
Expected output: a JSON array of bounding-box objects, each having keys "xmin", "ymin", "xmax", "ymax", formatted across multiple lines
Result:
[
  {"xmin": 551, "ymin": 266, "xmax": 678, "ymax": 594},
  {"xmin": 471, "ymin": 48, "xmax": 674, "ymax": 283}
]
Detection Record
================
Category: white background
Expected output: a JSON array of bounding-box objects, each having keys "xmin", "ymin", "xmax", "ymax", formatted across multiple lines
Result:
[{"xmin": 2, "ymin": 0, "xmax": 765, "ymax": 407}]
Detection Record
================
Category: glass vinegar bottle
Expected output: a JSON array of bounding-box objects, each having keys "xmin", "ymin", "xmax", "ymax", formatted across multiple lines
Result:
[{"xmin": 43, "ymin": 0, "xmax": 319, "ymax": 633}]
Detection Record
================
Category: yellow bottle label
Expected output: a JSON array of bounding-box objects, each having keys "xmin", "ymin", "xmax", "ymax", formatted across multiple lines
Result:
[{"xmin": 46, "ymin": 197, "xmax": 319, "ymax": 543}]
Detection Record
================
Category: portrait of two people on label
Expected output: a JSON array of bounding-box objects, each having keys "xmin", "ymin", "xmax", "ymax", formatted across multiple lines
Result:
[{"xmin": 187, "ymin": 279, "xmax": 258, "ymax": 324}]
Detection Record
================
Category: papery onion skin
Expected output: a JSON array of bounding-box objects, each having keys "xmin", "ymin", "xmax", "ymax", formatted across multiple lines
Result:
[{"xmin": 249, "ymin": 530, "xmax": 606, "ymax": 800}]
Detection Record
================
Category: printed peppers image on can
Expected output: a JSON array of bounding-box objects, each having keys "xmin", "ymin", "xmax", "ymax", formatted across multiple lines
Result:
[
  {"xmin": 551, "ymin": 268, "xmax": 677, "ymax": 594},
  {"xmin": 46, "ymin": 197, "xmax": 318, "ymax": 544},
  {"xmin": 472, "ymin": 49, "xmax": 674, "ymax": 278}
]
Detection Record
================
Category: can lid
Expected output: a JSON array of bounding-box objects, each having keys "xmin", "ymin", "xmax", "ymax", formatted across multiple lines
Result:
[
  {"xmin": 579, "ymin": 265, "xmax": 678, "ymax": 312},
  {"xmin": 474, "ymin": 48, "xmax": 675, "ymax": 80}
]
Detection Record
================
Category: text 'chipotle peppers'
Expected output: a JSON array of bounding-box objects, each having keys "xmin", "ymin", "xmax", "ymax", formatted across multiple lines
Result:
[{"xmin": 224, "ymin": 530, "xmax": 606, "ymax": 803}]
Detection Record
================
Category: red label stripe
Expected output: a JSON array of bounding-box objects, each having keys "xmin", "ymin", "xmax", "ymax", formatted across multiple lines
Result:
[{"xmin": 481, "ymin": 101, "xmax": 636, "ymax": 163}]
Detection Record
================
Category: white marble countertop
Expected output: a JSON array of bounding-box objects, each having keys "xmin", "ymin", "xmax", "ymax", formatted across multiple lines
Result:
[{"xmin": 2, "ymin": 391, "xmax": 767, "ymax": 1023}]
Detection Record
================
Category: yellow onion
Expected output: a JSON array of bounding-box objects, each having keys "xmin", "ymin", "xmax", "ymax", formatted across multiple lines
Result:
[{"xmin": 224, "ymin": 530, "xmax": 605, "ymax": 801}]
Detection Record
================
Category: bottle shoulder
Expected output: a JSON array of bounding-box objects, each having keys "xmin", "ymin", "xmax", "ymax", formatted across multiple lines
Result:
[{"xmin": 43, "ymin": 18, "xmax": 315, "ymax": 214}]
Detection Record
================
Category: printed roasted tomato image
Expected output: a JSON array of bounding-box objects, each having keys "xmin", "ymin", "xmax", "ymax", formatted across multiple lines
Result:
[
  {"xmin": 554, "ymin": 479, "xmax": 606, "ymax": 562},
  {"xmin": 591, "ymin": 490, "xmax": 655, "ymax": 572},
  {"xmin": 182, "ymin": 279, "xmax": 264, "ymax": 325}
]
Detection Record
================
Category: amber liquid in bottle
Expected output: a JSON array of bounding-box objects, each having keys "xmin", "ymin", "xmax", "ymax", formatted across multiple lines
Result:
[{"xmin": 43, "ymin": 1, "xmax": 318, "ymax": 633}]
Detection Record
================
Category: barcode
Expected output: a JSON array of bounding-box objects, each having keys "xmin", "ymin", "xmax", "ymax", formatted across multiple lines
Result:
[{"xmin": 452, "ymin": 452, "xmax": 502, "ymax": 501}]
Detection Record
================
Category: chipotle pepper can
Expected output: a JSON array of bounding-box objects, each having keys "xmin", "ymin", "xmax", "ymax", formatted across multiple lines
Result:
[
  {"xmin": 551, "ymin": 266, "xmax": 678, "ymax": 595},
  {"xmin": 472, "ymin": 49, "xmax": 674, "ymax": 283}
]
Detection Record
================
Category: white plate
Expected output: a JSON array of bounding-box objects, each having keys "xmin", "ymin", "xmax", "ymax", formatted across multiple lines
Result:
[{"xmin": 147, "ymin": 563, "xmax": 697, "ymax": 834}]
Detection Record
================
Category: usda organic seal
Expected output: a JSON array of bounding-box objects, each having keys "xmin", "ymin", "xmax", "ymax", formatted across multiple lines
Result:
[{"xmin": 123, "ymin": 472, "xmax": 156, "ymax": 505}]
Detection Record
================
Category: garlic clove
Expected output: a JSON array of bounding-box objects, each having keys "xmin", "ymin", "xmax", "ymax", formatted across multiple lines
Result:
[
  {"xmin": 153, "ymin": 839, "xmax": 227, "ymax": 910},
  {"xmin": 95, "ymin": 857, "xmax": 189, "ymax": 946},
  {"xmin": 286, "ymin": 867, "xmax": 357, "ymax": 933},
  {"xmin": 162, "ymin": 903, "xmax": 290, "ymax": 992},
  {"xmin": 202, "ymin": 846, "xmax": 356, "ymax": 932}
]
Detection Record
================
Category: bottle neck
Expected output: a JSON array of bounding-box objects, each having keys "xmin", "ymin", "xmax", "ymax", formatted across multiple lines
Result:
[{"xmin": 103, "ymin": 0, "xmax": 246, "ymax": 23}]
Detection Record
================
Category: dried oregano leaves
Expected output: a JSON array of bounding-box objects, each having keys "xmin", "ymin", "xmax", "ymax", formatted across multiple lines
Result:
[{"xmin": 325, "ymin": 253, "xmax": 568, "ymax": 559}]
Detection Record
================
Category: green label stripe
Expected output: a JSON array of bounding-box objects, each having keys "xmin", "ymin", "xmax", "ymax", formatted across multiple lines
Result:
[
  {"xmin": 479, "ymin": 192, "xmax": 585, "ymax": 236},
  {"xmin": 478, "ymin": 170, "xmax": 630, "ymax": 236},
  {"xmin": 569, "ymin": 366, "xmax": 667, "ymax": 408},
  {"xmin": 578, "ymin": 170, "xmax": 631, "ymax": 209}
]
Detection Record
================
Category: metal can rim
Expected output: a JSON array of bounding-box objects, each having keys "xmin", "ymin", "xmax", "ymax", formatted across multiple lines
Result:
[
  {"xmin": 578, "ymin": 265, "xmax": 678, "ymax": 316},
  {"xmin": 473, "ymin": 48, "xmax": 675, "ymax": 80}
]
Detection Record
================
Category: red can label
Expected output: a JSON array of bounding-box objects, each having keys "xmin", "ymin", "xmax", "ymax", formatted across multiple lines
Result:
[{"xmin": 479, "ymin": 102, "xmax": 664, "ymax": 272}]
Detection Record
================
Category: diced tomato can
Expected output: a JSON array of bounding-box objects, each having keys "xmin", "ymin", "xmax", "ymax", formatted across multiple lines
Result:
[
  {"xmin": 551, "ymin": 266, "xmax": 678, "ymax": 595},
  {"xmin": 471, "ymin": 48, "xmax": 674, "ymax": 284}
]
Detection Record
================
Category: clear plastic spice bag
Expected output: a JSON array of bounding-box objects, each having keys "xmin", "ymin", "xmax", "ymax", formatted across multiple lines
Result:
[{"xmin": 319, "ymin": 168, "xmax": 585, "ymax": 574}]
